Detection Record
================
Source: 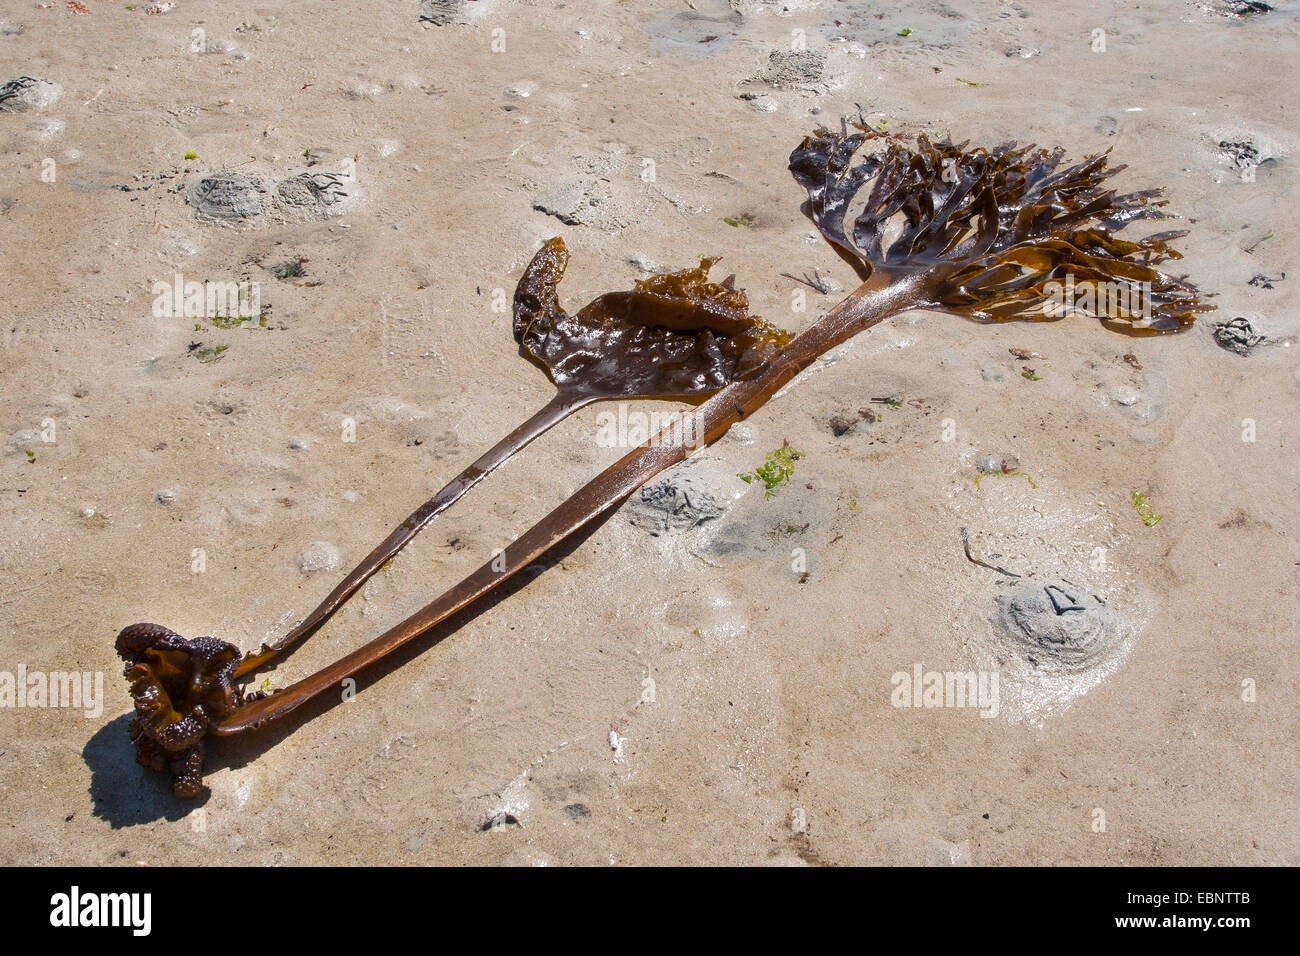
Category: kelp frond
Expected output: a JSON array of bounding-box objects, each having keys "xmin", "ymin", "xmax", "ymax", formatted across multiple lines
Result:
[
  {"xmin": 514, "ymin": 237, "xmax": 791, "ymax": 394},
  {"xmin": 789, "ymin": 122, "xmax": 1213, "ymax": 334}
]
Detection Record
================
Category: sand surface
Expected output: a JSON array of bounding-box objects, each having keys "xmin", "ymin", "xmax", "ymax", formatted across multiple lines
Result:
[{"xmin": 0, "ymin": 0, "xmax": 1296, "ymax": 865}]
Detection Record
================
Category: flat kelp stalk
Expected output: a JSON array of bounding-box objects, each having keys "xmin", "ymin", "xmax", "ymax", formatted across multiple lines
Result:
[
  {"xmin": 117, "ymin": 120, "xmax": 1211, "ymax": 795},
  {"xmin": 234, "ymin": 238, "xmax": 790, "ymax": 674}
]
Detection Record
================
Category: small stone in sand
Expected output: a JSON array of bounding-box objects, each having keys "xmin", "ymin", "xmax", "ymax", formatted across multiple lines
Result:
[
  {"xmin": 503, "ymin": 80, "xmax": 538, "ymax": 99},
  {"xmin": 298, "ymin": 541, "xmax": 341, "ymax": 574},
  {"xmin": 627, "ymin": 253, "xmax": 661, "ymax": 273},
  {"xmin": 1111, "ymin": 384, "xmax": 1141, "ymax": 407}
]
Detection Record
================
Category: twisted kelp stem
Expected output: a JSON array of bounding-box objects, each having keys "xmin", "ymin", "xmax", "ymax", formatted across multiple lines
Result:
[
  {"xmin": 233, "ymin": 391, "xmax": 592, "ymax": 676},
  {"xmin": 214, "ymin": 268, "xmax": 924, "ymax": 734}
]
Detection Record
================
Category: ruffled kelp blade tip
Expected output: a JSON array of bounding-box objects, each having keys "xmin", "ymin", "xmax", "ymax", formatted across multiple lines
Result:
[
  {"xmin": 789, "ymin": 121, "xmax": 1213, "ymax": 336},
  {"xmin": 513, "ymin": 236, "xmax": 792, "ymax": 397},
  {"xmin": 115, "ymin": 623, "xmax": 248, "ymax": 797}
]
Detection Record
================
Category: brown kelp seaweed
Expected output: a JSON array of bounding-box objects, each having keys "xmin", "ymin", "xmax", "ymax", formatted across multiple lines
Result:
[
  {"xmin": 116, "ymin": 122, "xmax": 1209, "ymax": 796},
  {"xmin": 234, "ymin": 239, "xmax": 789, "ymax": 675},
  {"xmin": 515, "ymin": 237, "xmax": 791, "ymax": 395},
  {"xmin": 115, "ymin": 623, "xmax": 254, "ymax": 797},
  {"xmin": 788, "ymin": 121, "xmax": 1211, "ymax": 332}
]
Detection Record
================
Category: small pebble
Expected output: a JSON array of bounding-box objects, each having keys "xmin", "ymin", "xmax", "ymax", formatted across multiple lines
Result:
[
  {"xmin": 152, "ymin": 489, "xmax": 176, "ymax": 505},
  {"xmin": 298, "ymin": 541, "xmax": 341, "ymax": 573},
  {"xmin": 503, "ymin": 80, "xmax": 538, "ymax": 98},
  {"xmin": 627, "ymin": 253, "xmax": 661, "ymax": 273},
  {"xmin": 1111, "ymin": 384, "xmax": 1140, "ymax": 407}
]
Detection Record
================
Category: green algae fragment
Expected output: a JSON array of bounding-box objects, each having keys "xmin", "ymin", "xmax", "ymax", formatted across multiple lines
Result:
[
  {"xmin": 192, "ymin": 345, "xmax": 228, "ymax": 364},
  {"xmin": 739, "ymin": 443, "xmax": 804, "ymax": 497},
  {"xmin": 974, "ymin": 469, "xmax": 1038, "ymax": 491},
  {"xmin": 1132, "ymin": 491, "xmax": 1163, "ymax": 526}
]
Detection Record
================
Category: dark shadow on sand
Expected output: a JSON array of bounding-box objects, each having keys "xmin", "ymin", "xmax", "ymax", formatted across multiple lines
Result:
[{"xmin": 84, "ymin": 713, "xmax": 209, "ymax": 827}]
